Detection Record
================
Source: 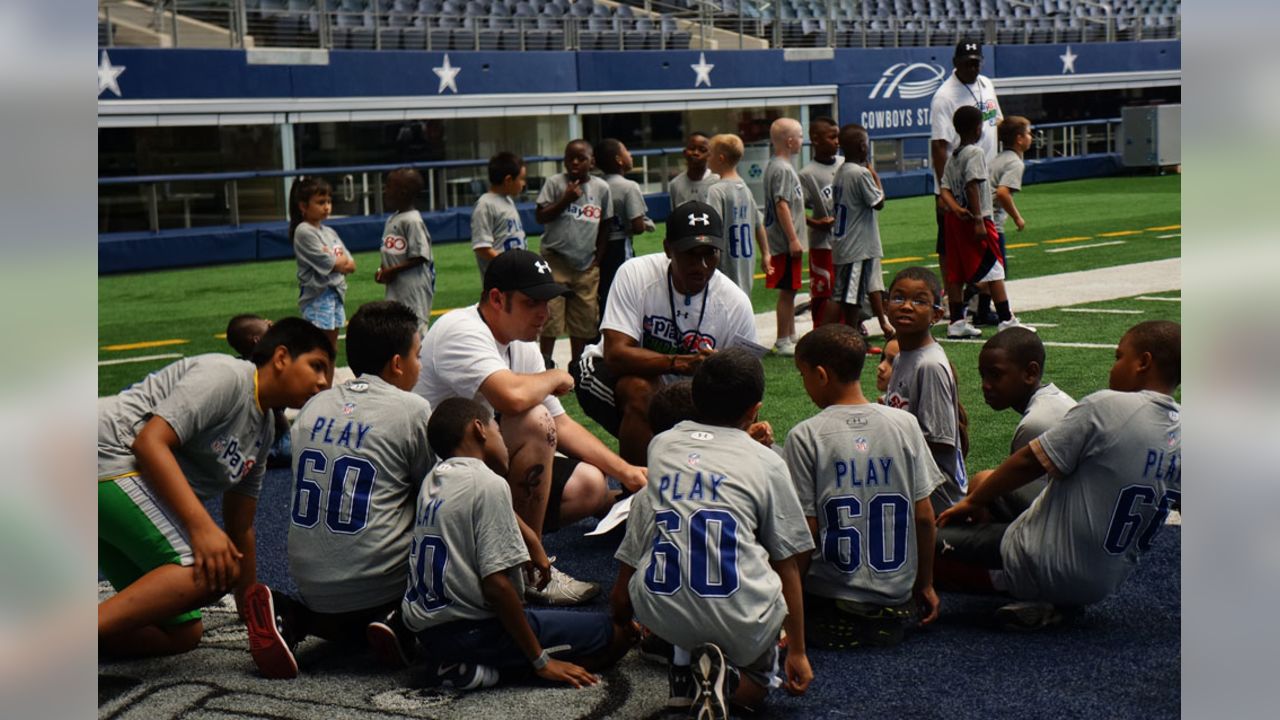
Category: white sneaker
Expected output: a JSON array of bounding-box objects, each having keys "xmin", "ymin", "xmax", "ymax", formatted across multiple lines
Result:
[
  {"xmin": 996, "ymin": 317, "xmax": 1036, "ymax": 333},
  {"xmin": 436, "ymin": 662, "xmax": 500, "ymax": 690},
  {"xmin": 772, "ymin": 338, "xmax": 796, "ymax": 356},
  {"xmin": 995, "ymin": 601, "xmax": 1063, "ymax": 631},
  {"xmin": 946, "ymin": 320, "xmax": 983, "ymax": 339},
  {"xmin": 525, "ymin": 560, "xmax": 600, "ymax": 606}
]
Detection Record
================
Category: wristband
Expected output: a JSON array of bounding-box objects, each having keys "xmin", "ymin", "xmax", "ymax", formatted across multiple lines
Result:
[{"xmin": 532, "ymin": 648, "xmax": 551, "ymax": 671}]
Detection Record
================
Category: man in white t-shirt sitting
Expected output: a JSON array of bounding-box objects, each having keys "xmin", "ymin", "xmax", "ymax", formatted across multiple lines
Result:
[
  {"xmin": 415, "ymin": 249, "xmax": 647, "ymax": 605},
  {"xmin": 572, "ymin": 201, "xmax": 758, "ymax": 466}
]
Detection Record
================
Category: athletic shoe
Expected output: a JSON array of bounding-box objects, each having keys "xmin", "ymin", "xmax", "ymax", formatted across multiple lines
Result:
[
  {"xmin": 772, "ymin": 338, "xmax": 796, "ymax": 357},
  {"xmin": 639, "ymin": 630, "xmax": 674, "ymax": 665},
  {"xmin": 946, "ymin": 320, "xmax": 983, "ymax": 339},
  {"xmin": 244, "ymin": 583, "xmax": 299, "ymax": 679},
  {"xmin": 366, "ymin": 609, "xmax": 415, "ymax": 669},
  {"xmin": 996, "ymin": 317, "xmax": 1036, "ymax": 334},
  {"xmin": 435, "ymin": 662, "xmax": 500, "ymax": 691},
  {"xmin": 667, "ymin": 663, "xmax": 696, "ymax": 709},
  {"xmin": 995, "ymin": 601, "xmax": 1064, "ymax": 631},
  {"xmin": 690, "ymin": 643, "xmax": 738, "ymax": 720},
  {"xmin": 525, "ymin": 561, "xmax": 600, "ymax": 606}
]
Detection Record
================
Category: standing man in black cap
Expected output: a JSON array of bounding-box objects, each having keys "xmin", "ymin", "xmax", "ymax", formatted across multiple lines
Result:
[
  {"xmin": 571, "ymin": 201, "xmax": 759, "ymax": 466},
  {"xmin": 930, "ymin": 40, "xmax": 1004, "ymax": 332},
  {"xmin": 414, "ymin": 249, "xmax": 647, "ymax": 606}
]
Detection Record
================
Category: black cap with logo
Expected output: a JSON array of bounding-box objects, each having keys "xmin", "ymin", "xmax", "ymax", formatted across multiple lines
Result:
[
  {"xmin": 954, "ymin": 40, "xmax": 983, "ymax": 60},
  {"xmin": 667, "ymin": 200, "xmax": 724, "ymax": 253},
  {"xmin": 483, "ymin": 249, "xmax": 571, "ymax": 300}
]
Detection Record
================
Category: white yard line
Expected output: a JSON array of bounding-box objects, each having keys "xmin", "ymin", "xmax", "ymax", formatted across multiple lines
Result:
[
  {"xmin": 1060, "ymin": 308, "xmax": 1144, "ymax": 315},
  {"xmin": 1136, "ymin": 295, "xmax": 1181, "ymax": 302},
  {"xmin": 1045, "ymin": 240, "xmax": 1127, "ymax": 254},
  {"xmin": 98, "ymin": 352, "xmax": 184, "ymax": 367},
  {"xmin": 942, "ymin": 339, "xmax": 1117, "ymax": 349},
  {"xmin": 1157, "ymin": 233, "xmax": 1181, "ymax": 239}
]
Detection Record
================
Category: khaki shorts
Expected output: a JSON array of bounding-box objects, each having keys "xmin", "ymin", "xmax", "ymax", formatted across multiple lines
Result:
[{"xmin": 540, "ymin": 249, "xmax": 600, "ymax": 339}]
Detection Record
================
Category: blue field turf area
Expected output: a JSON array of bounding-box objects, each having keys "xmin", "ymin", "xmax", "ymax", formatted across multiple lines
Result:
[{"xmin": 98, "ymin": 466, "xmax": 1181, "ymax": 719}]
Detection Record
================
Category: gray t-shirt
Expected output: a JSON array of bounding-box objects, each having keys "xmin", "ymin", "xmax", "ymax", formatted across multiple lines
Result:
[
  {"xmin": 401, "ymin": 456, "xmax": 530, "ymax": 631},
  {"xmin": 471, "ymin": 191, "xmax": 527, "ymax": 276},
  {"xmin": 288, "ymin": 375, "xmax": 435, "ymax": 613},
  {"xmin": 1002, "ymin": 390, "xmax": 1182, "ymax": 605},
  {"xmin": 784, "ymin": 404, "xmax": 946, "ymax": 606},
  {"xmin": 883, "ymin": 342, "xmax": 966, "ymax": 509},
  {"xmin": 704, "ymin": 178, "xmax": 761, "ymax": 296},
  {"xmin": 763, "ymin": 156, "xmax": 806, "ymax": 256},
  {"xmin": 616, "ymin": 421, "xmax": 814, "ymax": 666},
  {"xmin": 97, "ymin": 354, "xmax": 272, "ymax": 500},
  {"xmin": 830, "ymin": 161, "xmax": 886, "ymax": 265},
  {"xmin": 605, "ymin": 173, "xmax": 648, "ymax": 244},
  {"xmin": 798, "ymin": 158, "xmax": 843, "ymax": 251},
  {"xmin": 294, "ymin": 223, "xmax": 349, "ymax": 307},
  {"xmin": 990, "ymin": 149, "xmax": 1026, "ymax": 234},
  {"xmin": 536, "ymin": 173, "xmax": 613, "ymax": 271},
  {"xmin": 381, "ymin": 209, "xmax": 435, "ymax": 328},
  {"xmin": 941, "ymin": 144, "xmax": 993, "ymax": 220},
  {"xmin": 1012, "ymin": 383, "xmax": 1075, "ymax": 453},
  {"xmin": 669, "ymin": 169, "xmax": 720, "ymax": 209}
]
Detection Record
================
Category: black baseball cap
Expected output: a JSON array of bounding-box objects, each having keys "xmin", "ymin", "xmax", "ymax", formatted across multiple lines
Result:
[
  {"xmin": 955, "ymin": 40, "xmax": 983, "ymax": 60},
  {"xmin": 667, "ymin": 200, "xmax": 724, "ymax": 253},
  {"xmin": 483, "ymin": 249, "xmax": 571, "ymax": 300}
]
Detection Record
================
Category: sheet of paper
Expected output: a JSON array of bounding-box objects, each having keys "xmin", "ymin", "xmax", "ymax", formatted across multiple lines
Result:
[
  {"xmin": 729, "ymin": 333, "xmax": 770, "ymax": 358},
  {"xmin": 585, "ymin": 494, "xmax": 633, "ymax": 536}
]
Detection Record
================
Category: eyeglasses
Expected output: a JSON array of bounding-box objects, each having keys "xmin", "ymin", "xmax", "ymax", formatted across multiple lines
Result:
[{"xmin": 887, "ymin": 294, "xmax": 938, "ymax": 309}]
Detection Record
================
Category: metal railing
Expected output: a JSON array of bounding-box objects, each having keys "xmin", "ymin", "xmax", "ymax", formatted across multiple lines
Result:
[
  {"xmin": 97, "ymin": 0, "xmax": 1180, "ymax": 51},
  {"xmin": 98, "ymin": 117, "xmax": 1122, "ymax": 234}
]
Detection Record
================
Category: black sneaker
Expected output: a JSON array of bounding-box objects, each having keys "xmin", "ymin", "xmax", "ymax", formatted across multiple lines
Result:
[
  {"xmin": 689, "ymin": 643, "xmax": 738, "ymax": 720},
  {"xmin": 995, "ymin": 601, "xmax": 1070, "ymax": 631},
  {"xmin": 639, "ymin": 630, "xmax": 674, "ymax": 665},
  {"xmin": 435, "ymin": 662, "xmax": 500, "ymax": 691},
  {"xmin": 667, "ymin": 663, "xmax": 696, "ymax": 709},
  {"xmin": 366, "ymin": 608, "xmax": 415, "ymax": 669},
  {"xmin": 244, "ymin": 583, "xmax": 299, "ymax": 679}
]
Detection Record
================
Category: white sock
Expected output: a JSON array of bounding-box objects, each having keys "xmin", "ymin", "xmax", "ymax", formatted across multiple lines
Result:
[{"xmin": 672, "ymin": 645, "xmax": 692, "ymax": 667}]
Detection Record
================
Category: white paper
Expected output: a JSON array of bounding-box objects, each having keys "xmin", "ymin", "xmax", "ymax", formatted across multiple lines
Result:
[
  {"xmin": 729, "ymin": 333, "xmax": 770, "ymax": 358},
  {"xmin": 585, "ymin": 495, "xmax": 633, "ymax": 536}
]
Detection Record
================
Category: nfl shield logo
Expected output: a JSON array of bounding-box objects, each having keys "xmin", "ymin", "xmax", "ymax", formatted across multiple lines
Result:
[
  {"xmin": 855, "ymin": 437, "xmax": 868, "ymax": 453},
  {"xmin": 342, "ymin": 402, "xmax": 356, "ymax": 415},
  {"xmin": 687, "ymin": 452, "xmax": 701, "ymax": 467}
]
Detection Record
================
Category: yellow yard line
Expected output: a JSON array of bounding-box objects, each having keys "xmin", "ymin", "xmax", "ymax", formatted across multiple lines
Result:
[
  {"xmin": 1044, "ymin": 236, "xmax": 1093, "ymax": 244},
  {"xmin": 1099, "ymin": 230, "xmax": 1143, "ymax": 237},
  {"xmin": 1005, "ymin": 242, "xmax": 1038, "ymax": 249},
  {"xmin": 213, "ymin": 332, "xmax": 227, "ymax": 339},
  {"xmin": 102, "ymin": 338, "xmax": 190, "ymax": 352},
  {"xmin": 1145, "ymin": 224, "xmax": 1181, "ymax": 232},
  {"xmin": 882, "ymin": 256, "xmax": 925, "ymax": 265}
]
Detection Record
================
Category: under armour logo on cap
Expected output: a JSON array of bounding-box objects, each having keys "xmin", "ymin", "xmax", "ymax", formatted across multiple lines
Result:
[
  {"xmin": 963, "ymin": 42, "xmax": 978, "ymax": 52},
  {"xmin": 535, "ymin": 260, "xmax": 551, "ymax": 274},
  {"xmin": 688, "ymin": 213, "xmax": 711, "ymax": 227}
]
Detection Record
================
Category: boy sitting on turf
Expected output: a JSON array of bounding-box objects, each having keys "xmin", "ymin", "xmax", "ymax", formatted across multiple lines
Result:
[
  {"xmin": 376, "ymin": 168, "xmax": 435, "ymax": 335},
  {"xmin": 98, "ymin": 318, "xmax": 334, "ymax": 658},
  {"xmin": 937, "ymin": 321, "xmax": 1181, "ymax": 630},
  {"xmin": 785, "ymin": 325, "xmax": 943, "ymax": 649},
  {"xmin": 973, "ymin": 327, "xmax": 1075, "ymax": 520},
  {"xmin": 471, "ymin": 151, "xmax": 529, "ymax": 277},
  {"xmin": 402, "ymin": 397, "xmax": 635, "ymax": 690},
  {"xmin": 243, "ymin": 301, "xmax": 437, "ymax": 679},
  {"xmin": 612, "ymin": 348, "xmax": 814, "ymax": 719},
  {"xmin": 882, "ymin": 267, "xmax": 969, "ymax": 512},
  {"xmin": 225, "ymin": 313, "xmax": 292, "ymax": 468}
]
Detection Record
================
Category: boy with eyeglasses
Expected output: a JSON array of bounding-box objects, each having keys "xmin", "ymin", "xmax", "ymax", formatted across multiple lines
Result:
[{"xmin": 881, "ymin": 267, "xmax": 969, "ymax": 513}]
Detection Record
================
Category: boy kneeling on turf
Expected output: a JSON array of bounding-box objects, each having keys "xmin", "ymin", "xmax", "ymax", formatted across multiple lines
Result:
[
  {"xmin": 785, "ymin": 325, "xmax": 943, "ymax": 648},
  {"xmin": 401, "ymin": 397, "xmax": 635, "ymax": 690},
  {"xmin": 612, "ymin": 349, "xmax": 814, "ymax": 719},
  {"xmin": 98, "ymin": 318, "xmax": 334, "ymax": 657}
]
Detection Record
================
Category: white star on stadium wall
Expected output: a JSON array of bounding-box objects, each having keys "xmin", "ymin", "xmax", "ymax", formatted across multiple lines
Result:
[
  {"xmin": 1060, "ymin": 46, "xmax": 1078, "ymax": 74},
  {"xmin": 691, "ymin": 52, "xmax": 715, "ymax": 88},
  {"xmin": 433, "ymin": 54, "xmax": 461, "ymax": 94},
  {"xmin": 98, "ymin": 50, "xmax": 125, "ymax": 97}
]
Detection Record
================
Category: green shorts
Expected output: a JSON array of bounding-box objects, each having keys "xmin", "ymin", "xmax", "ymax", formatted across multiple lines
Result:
[{"xmin": 98, "ymin": 476, "xmax": 201, "ymax": 626}]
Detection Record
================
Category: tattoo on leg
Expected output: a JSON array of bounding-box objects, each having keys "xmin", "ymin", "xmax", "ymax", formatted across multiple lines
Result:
[{"xmin": 521, "ymin": 464, "xmax": 545, "ymax": 499}]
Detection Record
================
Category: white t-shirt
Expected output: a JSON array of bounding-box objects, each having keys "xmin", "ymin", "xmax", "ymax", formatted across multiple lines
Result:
[
  {"xmin": 413, "ymin": 304, "xmax": 565, "ymax": 418},
  {"xmin": 929, "ymin": 72, "xmax": 1002, "ymax": 194},
  {"xmin": 583, "ymin": 253, "xmax": 756, "ymax": 377}
]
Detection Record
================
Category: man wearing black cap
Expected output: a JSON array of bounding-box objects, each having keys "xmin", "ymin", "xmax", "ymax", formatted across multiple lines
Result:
[
  {"xmin": 930, "ymin": 40, "xmax": 1004, "ymax": 328},
  {"xmin": 414, "ymin": 249, "xmax": 647, "ymax": 606},
  {"xmin": 572, "ymin": 201, "xmax": 758, "ymax": 466}
]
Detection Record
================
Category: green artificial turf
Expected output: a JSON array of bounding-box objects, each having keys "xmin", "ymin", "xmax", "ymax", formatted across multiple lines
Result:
[{"xmin": 98, "ymin": 174, "xmax": 1180, "ymax": 398}]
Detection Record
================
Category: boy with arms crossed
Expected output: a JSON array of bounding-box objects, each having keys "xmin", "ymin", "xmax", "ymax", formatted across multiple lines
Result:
[
  {"xmin": 785, "ymin": 325, "xmax": 943, "ymax": 649},
  {"xmin": 376, "ymin": 168, "xmax": 435, "ymax": 334},
  {"xmin": 669, "ymin": 131, "xmax": 720, "ymax": 208},
  {"xmin": 98, "ymin": 319, "xmax": 334, "ymax": 657},
  {"xmin": 798, "ymin": 117, "xmax": 842, "ymax": 328},
  {"xmin": 612, "ymin": 349, "xmax": 814, "ymax": 719},
  {"xmin": 244, "ymin": 301, "xmax": 436, "ymax": 678},
  {"xmin": 472, "ymin": 151, "xmax": 529, "ymax": 277}
]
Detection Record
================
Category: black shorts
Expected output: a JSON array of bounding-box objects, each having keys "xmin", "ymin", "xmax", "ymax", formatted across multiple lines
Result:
[
  {"xmin": 803, "ymin": 592, "xmax": 914, "ymax": 650},
  {"xmin": 416, "ymin": 608, "xmax": 611, "ymax": 671},
  {"xmin": 936, "ymin": 521, "xmax": 1009, "ymax": 569},
  {"xmin": 570, "ymin": 354, "xmax": 622, "ymax": 438}
]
